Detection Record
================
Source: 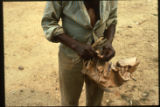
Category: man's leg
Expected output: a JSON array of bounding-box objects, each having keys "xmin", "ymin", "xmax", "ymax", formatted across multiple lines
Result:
[
  {"xmin": 85, "ymin": 76, "xmax": 104, "ymax": 106},
  {"xmin": 58, "ymin": 50, "xmax": 84, "ymax": 106}
]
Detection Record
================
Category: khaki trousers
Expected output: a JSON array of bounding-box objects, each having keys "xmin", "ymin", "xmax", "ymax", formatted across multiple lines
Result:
[{"xmin": 58, "ymin": 48, "xmax": 104, "ymax": 106}]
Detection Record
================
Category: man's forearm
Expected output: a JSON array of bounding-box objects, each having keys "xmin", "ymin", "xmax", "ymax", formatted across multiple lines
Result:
[
  {"xmin": 53, "ymin": 33, "xmax": 97, "ymax": 60},
  {"xmin": 52, "ymin": 33, "xmax": 80, "ymax": 51},
  {"xmin": 104, "ymin": 24, "xmax": 116, "ymax": 44}
]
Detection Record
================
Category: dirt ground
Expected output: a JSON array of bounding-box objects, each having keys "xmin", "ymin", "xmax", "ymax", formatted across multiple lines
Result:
[{"xmin": 3, "ymin": 0, "xmax": 158, "ymax": 106}]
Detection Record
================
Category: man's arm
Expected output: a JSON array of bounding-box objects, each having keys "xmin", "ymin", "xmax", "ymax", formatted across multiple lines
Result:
[
  {"xmin": 104, "ymin": 24, "xmax": 116, "ymax": 44},
  {"xmin": 100, "ymin": 1, "xmax": 118, "ymax": 61},
  {"xmin": 54, "ymin": 33, "xmax": 97, "ymax": 60},
  {"xmin": 41, "ymin": 1, "xmax": 65, "ymax": 42},
  {"xmin": 104, "ymin": 1, "xmax": 118, "ymax": 44},
  {"xmin": 41, "ymin": 1, "xmax": 97, "ymax": 60}
]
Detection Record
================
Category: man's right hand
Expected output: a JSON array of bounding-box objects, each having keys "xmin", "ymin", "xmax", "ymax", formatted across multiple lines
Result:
[{"xmin": 53, "ymin": 33, "xmax": 97, "ymax": 60}]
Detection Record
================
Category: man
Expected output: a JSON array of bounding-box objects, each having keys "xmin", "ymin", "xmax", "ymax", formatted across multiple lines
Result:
[{"xmin": 41, "ymin": 0, "xmax": 117, "ymax": 106}]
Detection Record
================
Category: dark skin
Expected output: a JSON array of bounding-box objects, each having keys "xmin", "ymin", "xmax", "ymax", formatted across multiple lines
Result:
[
  {"xmin": 53, "ymin": 0, "xmax": 116, "ymax": 61},
  {"xmin": 102, "ymin": 24, "xmax": 116, "ymax": 61}
]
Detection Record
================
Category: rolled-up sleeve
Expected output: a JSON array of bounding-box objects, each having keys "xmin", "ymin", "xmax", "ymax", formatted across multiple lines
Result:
[
  {"xmin": 106, "ymin": 1, "xmax": 118, "ymax": 27},
  {"xmin": 41, "ymin": 1, "xmax": 64, "ymax": 43}
]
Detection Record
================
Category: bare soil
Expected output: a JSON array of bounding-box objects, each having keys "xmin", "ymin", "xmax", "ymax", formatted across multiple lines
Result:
[{"xmin": 3, "ymin": 0, "xmax": 158, "ymax": 106}]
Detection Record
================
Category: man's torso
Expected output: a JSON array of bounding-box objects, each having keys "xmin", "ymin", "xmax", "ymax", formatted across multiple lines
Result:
[{"xmin": 58, "ymin": 1, "xmax": 117, "ymax": 60}]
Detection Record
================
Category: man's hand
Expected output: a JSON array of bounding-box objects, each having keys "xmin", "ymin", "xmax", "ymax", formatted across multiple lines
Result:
[
  {"xmin": 99, "ymin": 44, "xmax": 115, "ymax": 61},
  {"xmin": 75, "ymin": 43, "xmax": 97, "ymax": 60}
]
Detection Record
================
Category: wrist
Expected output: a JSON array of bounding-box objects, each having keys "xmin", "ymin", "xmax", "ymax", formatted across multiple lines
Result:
[{"xmin": 103, "ymin": 43, "xmax": 113, "ymax": 49}]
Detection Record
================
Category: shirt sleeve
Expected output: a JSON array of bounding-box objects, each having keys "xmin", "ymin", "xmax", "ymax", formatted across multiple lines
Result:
[
  {"xmin": 106, "ymin": 1, "xmax": 118, "ymax": 27},
  {"xmin": 41, "ymin": 1, "xmax": 64, "ymax": 43}
]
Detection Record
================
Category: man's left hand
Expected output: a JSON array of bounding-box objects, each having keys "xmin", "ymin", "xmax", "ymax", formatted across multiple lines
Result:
[{"xmin": 99, "ymin": 44, "xmax": 115, "ymax": 61}]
